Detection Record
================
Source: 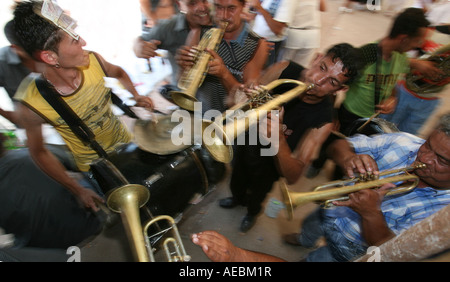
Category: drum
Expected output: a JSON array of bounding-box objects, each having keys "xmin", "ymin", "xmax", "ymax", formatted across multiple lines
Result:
[
  {"xmin": 344, "ymin": 117, "xmax": 399, "ymax": 137},
  {"xmin": 90, "ymin": 143, "xmax": 225, "ymax": 217}
]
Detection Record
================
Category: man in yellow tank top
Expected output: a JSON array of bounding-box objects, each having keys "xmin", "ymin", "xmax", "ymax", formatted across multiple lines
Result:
[{"xmin": 12, "ymin": 0, "xmax": 154, "ymax": 211}]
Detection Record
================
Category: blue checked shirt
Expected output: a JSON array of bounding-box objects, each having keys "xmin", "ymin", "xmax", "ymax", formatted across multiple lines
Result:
[{"xmin": 324, "ymin": 133, "xmax": 450, "ymax": 246}]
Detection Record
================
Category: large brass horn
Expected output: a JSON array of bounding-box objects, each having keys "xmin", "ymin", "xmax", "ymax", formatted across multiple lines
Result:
[
  {"xmin": 97, "ymin": 158, "xmax": 189, "ymax": 262},
  {"xmin": 281, "ymin": 162, "xmax": 426, "ymax": 220},
  {"xmin": 171, "ymin": 21, "xmax": 229, "ymax": 111},
  {"xmin": 201, "ymin": 79, "xmax": 314, "ymax": 163},
  {"xmin": 107, "ymin": 183, "xmax": 151, "ymax": 262}
]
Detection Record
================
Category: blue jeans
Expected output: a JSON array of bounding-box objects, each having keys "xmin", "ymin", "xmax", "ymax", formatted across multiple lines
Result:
[
  {"xmin": 298, "ymin": 208, "xmax": 367, "ymax": 262},
  {"xmin": 380, "ymin": 82, "xmax": 440, "ymax": 135}
]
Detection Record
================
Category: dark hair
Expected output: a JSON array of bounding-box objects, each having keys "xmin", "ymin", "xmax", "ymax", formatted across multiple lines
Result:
[
  {"xmin": 389, "ymin": 7, "xmax": 430, "ymax": 39},
  {"xmin": 4, "ymin": 20, "xmax": 21, "ymax": 46},
  {"xmin": 13, "ymin": 0, "xmax": 63, "ymax": 59},
  {"xmin": 325, "ymin": 43, "xmax": 364, "ymax": 85},
  {"xmin": 437, "ymin": 113, "xmax": 450, "ymax": 137}
]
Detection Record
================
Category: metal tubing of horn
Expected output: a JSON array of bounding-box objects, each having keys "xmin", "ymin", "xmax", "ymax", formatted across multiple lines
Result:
[{"xmin": 201, "ymin": 79, "xmax": 313, "ymax": 163}]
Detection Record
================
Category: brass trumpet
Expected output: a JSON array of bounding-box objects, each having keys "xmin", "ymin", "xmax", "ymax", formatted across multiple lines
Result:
[
  {"xmin": 99, "ymin": 158, "xmax": 190, "ymax": 262},
  {"xmin": 281, "ymin": 163, "xmax": 426, "ymax": 220},
  {"xmin": 171, "ymin": 21, "xmax": 229, "ymax": 111},
  {"xmin": 201, "ymin": 79, "xmax": 314, "ymax": 163}
]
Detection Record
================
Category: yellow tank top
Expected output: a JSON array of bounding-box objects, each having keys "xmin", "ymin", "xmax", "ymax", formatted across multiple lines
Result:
[{"xmin": 15, "ymin": 52, "xmax": 132, "ymax": 171}]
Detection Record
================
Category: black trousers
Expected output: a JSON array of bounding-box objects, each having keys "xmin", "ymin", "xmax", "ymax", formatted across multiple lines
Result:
[{"xmin": 229, "ymin": 143, "xmax": 279, "ymax": 216}]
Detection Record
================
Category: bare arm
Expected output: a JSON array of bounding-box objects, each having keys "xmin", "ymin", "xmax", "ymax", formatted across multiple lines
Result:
[
  {"xmin": 0, "ymin": 107, "xmax": 18, "ymax": 125},
  {"xmin": 94, "ymin": 52, "xmax": 154, "ymax": 109},
  {"xmin": 333, "ymin": 185, "xmax": 396, "ymax": 246},
  {"xmin": 139, "ymin": 0, "xmax": 157, "ymax": 26},
  {"xmin": 409, "ymin": 58, "xmax": 444, "ymax": 80},
  {"xmin": 192, "ymin": 231, "xmax": 286, "ymax": 262},
  {"xmin": 260, "ymin": 107, "xmax": 332, "ymax": 184},
  {"xmin": 242, "ymin": 38, "xmax": 270, "ymax": 85},
  {"xmin": 18, "ymin": 103, "xmax": 103, "ymax": 211},
  {"xmin": 133, "ymin": 37, "xmax": 162, "ymax": 59},
  {"xmin": 277, "ymin": 123, "xmax": 333, "ymax": 184},
  {"xmin": 327, "ymin": 138, "xmax": 379, "ymax": 178},
  {"xmin": 249, "ymin": 0, "xmax": 287, "ymax": 36}
]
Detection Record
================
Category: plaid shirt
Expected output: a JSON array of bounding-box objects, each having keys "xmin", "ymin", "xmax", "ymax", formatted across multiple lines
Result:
[{"xmin": 324, "ymin": 133, "xmax": 450, "ymax": 245}]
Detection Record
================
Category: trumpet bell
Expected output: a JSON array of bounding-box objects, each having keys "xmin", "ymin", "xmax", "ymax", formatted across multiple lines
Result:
[
  {"xmin": 171, "ymin": 90, "xmax": 199, "ymax": 112},
  {"xmin": 201, "ymin": 119, "xmax": 234, "ymax": 163},
  {"xmin": 280, "ymin": 180, "xmax": 294, "ymax": 220}
]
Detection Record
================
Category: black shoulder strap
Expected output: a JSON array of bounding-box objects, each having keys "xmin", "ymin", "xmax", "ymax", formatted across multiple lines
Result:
[
  {"xmin": 35, "ymin": 76, "xmax": 109, "ymax": 159},
  {"xmin": 374, "ymin": 44, "xmax": 382, "ymax": 108}
]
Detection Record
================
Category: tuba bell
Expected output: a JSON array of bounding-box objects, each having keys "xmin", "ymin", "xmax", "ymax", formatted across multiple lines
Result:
[
  {"xmin": 171, "ymin": 21, "xmax": 229, "ymax": 112},
  {"xmin": 91, "ymin": 158, "xmax": 190, "ymax": 262},
  {"xmin": 281, "ymin": 163, "xmax": 426, "ymax": 220},
  {"xmin": 200, "ymin": 79, "xmax": 314, "ymax": 163}
]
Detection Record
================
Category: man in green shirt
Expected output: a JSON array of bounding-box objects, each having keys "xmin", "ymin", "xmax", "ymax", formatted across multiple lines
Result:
[
  {"xmin": 338, "ymin": 8, "xmax": 444, "ymax": 134},
  {"xmin": 307, "ymin": 8, "xmax": 444, "ymax": 178}
]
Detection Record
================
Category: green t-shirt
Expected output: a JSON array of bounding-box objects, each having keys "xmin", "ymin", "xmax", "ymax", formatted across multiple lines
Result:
[{"xmin": 343, "ymin": 48, "xmax": 410, "ymax": 118}]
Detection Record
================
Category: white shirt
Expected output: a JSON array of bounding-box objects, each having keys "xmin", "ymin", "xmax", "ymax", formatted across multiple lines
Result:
[
  {"xmin": 251, "ymin": 0, "xmax": 294, "ymax": 42},
  {"xmin": 284, "ymin": 0, "xmax": 321, "ymax": 49}
]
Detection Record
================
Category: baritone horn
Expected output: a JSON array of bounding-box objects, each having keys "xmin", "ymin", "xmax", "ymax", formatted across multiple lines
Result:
[
  {"xmin": 201, "ymin": 79, "xmax": 314, "ymax": 163},
  {"xmin": 100, "ymin": 158, "xmax": 189, "ymax": 262},
  {"xmin": 281, "ymin": 163, "xmax": 426, "ymax": 220},
  {"xmin": 171, "ymin": 21, "xmax": 229, "ymax": 111}
]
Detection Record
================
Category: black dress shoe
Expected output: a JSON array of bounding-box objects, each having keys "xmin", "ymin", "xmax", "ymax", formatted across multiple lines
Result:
[
  {"xmin": 240, "ymin": 215, "xmax": 256, "ymax": 233},
  {"xmin": 219, "ymin": 197, "xmax": 239, "ymax": 208}
]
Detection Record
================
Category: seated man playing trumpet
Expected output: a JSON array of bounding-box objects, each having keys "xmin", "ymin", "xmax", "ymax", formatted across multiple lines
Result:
[{"xmin": 191, "ymin": 113, "xmax": 450, "ymax": 262}]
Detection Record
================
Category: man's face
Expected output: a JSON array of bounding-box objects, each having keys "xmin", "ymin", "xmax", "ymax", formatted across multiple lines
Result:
[
  {"xmin": 302, "ymin": 55, "xmax": 349, "ymax": 104},
  {"xmin": 55, "ymin": 32, "xmax": 89, "ymax": 69},
  {"xmin": 398, "ymin": 27, "xmax": 427, "ymax": 53},
  {"xmin": 183, "ymin": 0, "xmax": 212, "ymax": 28},
  {"xmin": 415, "ymin": 130, "xmax": 450, "ymax": 189},
  {"xmin": 213, "ymin": 0, "xmax": 244, "ymax": 33}
]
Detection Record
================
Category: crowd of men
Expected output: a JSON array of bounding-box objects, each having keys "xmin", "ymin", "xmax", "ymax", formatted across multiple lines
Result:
[{"xmin": 0, "ymin": 0, "xmax": 449, "ymax": 262}]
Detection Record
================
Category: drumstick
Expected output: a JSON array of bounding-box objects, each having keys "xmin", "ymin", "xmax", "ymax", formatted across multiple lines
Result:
[
  {"xmin": 357, "ymin": 98, "xmax": 396, "ymax": 133},
  {"xmin": 357, "ymin": 112, "xmax": 380, "ymax": 133}
]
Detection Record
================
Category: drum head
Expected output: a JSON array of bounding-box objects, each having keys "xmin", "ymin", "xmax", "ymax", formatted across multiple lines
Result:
[{"xmin": 134, "ymin": 115, "xmax": 193, "ymax": 155}]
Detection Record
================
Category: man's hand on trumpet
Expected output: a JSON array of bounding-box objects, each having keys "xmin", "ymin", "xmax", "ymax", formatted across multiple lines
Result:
[
  {"xmin": 332, "ymin": 183, "xmax": 393, "ymax": 214},
  {"xmin": 175, "ymin": 45, "xmax": 198, "ymax": 71},
  {"xmin": 341, "ymin": 153, "xmax": 380, "ymax": 179}
]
